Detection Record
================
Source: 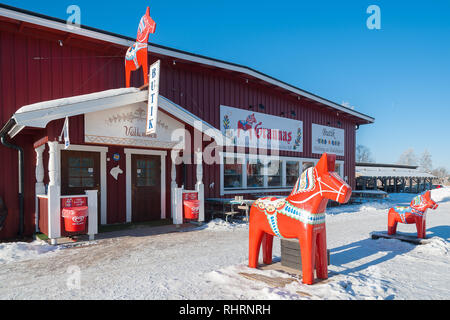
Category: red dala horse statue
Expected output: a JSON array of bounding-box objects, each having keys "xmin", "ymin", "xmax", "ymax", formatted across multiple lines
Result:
[
  {"xmin": 248, "ymin": 153, "xmax": 352, "ymax": 285},
  {"xmin": 125, "ymin": 7, "xmax": 156, "ymax": 87},
  {"xmin": 387, "ymin": 190, "xmax": 438, "ymax": 239}
]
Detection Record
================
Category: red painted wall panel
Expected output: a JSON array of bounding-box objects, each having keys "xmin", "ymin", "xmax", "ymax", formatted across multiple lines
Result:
[{"xmin": 0, "ymin": 19, "xmax": 361, "ymax": 239}]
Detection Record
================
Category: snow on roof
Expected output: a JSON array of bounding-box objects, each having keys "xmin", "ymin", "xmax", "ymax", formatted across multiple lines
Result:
[
  {"xmin": 16, "ymin": 88, "xmax": 140, "ymax": 114},
  {"xmin": 356, "ymin": 165, "xmax": 435, "ymax": 178}
]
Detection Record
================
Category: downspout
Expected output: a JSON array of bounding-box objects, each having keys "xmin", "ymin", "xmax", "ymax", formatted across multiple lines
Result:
[{"xmin": 0, "ymin": 118, "xmax": 25, "ymax": 238}]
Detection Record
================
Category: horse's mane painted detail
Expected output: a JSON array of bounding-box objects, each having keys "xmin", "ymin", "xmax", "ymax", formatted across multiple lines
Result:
[{"xmin": 292, "ymin": 167, "xmax": 315, "ymax": 194}]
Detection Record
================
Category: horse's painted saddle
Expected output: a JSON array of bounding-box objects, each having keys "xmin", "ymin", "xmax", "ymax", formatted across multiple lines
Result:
[
  {"xmin": 392, "ymin": 206, "xmax": 424, "ymax": 223},
  {"xmin": 125, "ymin": 42, "xmax": 148, "ymax": 68},
  {"xmin": 253, "ymin": 196, "xmax": 326, "ymax": 238}
]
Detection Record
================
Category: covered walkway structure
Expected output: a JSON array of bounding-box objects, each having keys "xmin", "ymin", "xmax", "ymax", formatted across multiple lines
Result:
[{"xmin": 356, "ymin": 163, "xmax": 435, "ymax": 193}]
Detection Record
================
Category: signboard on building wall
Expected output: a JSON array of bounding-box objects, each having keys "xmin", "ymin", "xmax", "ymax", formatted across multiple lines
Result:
[
  {"xmin": 146, "ymin": 60, "xmax": 160, "ymax": 135},
  {"xmin": 220, "ymin": 105, "xmax": 303, "ymax": 152},
  {"xmin": 311, "ymin": 123, "xmax": 345, "ymax": 156},
  {"xmin": 85, "ymin": 103, "xmax": 185, "ymax": 149}
]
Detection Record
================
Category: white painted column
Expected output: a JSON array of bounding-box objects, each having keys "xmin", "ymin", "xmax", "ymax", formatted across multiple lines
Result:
[
  {"xmin": 195, "ymin": 150, "xmax": 205, "ymax": 222},
  {"xmin": 35, "ymin": 144, "xmax": 46, "ymax": 232},
  {"xmin": 173, "ymin": 187, "xmax": 183, "ymax": 225},
  {"xmin": 47, "ymin": 141, "xmax": 61, "ymax": 244},
  {"xmin": 86, "ymin": 190, "xmax": 98, "ymax": 240}
]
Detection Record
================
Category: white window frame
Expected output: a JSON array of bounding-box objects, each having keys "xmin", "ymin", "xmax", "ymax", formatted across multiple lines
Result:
[{"xmin": 220, "ymin": 152, "xmax": 345, "ymax": 195}]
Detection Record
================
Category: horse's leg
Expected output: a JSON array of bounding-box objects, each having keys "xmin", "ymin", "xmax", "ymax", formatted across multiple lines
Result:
[
  {"xmin": 262, "ymin": 233, "xmax": 274, "ymax": 265},
  {"xmin": 387, "ymin": 209, "xmax": 398, "ymax": 235},
  {"xmin": 315, "ymin": 227, "xmax": 328, "ymax": 280},
  {"xmin": 248, "ymin": 215, "xmax": 264, "ymax": 268},
  {"xmin": 125, "ymin": 64, "xmax": 131, "ymax": 88},
  {"xmin": 299, "ymin": 226, "xmax": 316, "ymax": 285},
  {"xmin": 415, "ymin": 217, "xmax": 425, "ymax": 239},
  {"xmin": 422, "ymin": 218, "xmax": 427, "ymax": 239}
]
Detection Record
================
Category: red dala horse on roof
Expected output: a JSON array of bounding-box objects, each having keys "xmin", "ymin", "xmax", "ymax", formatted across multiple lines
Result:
[
  {"xmin": 125, "ymin": 7, "xmax": 156, "ymax": 87},
  {"xmin": 248, "ymin": 153, "xmax": 352, "ymax": 285},
  {"xmin": 387, "ymin": 190, "xmax": 438, "ymax": 239}
]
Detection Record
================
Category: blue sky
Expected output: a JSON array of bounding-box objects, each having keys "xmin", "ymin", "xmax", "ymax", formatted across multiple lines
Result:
[{"xmin": 4, "ymin": 0, "xmax": 450, "ymax": 171}]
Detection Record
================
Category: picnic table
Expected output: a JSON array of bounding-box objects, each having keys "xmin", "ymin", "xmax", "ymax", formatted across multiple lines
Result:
[{"xmin": 205, "ymin": 198, "xmax": 255, "ymax": 222}]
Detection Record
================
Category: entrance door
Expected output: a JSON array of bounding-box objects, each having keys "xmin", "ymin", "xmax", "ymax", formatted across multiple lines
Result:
[
  {"xmin": 131, "ymin": 154, "xmax": 161, "ymax": 222},
  {"xmin": 61, "ymin": 150, "xmax": 101, "ymax": 222}
]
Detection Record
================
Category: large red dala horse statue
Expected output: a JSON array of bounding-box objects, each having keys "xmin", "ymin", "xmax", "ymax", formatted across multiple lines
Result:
[
  {"xmin": 248, "ymin": 153, "xmax": 352, "ymax": 285},
  {"xmin": 125, "ymin": 7, "xmax": 156, "ymax": 87},
  {"xmin": 387, "ymin": 190, "xmax": 438, "ymax": 239}
]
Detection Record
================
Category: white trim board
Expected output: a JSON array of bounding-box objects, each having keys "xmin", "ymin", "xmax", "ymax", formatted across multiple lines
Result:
[{"xmin": 124, "ymin": 148, "xmax": 167, "ymax": 222}]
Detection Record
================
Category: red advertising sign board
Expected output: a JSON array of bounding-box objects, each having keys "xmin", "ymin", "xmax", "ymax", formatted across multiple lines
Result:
[
  {"xmin": 61, "ymin": 197, "xmax": 87, "ymax": 208},
  {"xmin": 182, "ymin": 192, "xmax": 198, "ymax": 201}
]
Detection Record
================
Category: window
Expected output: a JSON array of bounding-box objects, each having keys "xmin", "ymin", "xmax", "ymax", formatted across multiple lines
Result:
[
  {"xmin": 267, "ymin": 160, "xmax": 281, "ymax": 187},
  {"xmin": 221, "ymin": 153, "xmax": 343, "ymax": 194},
  {"xmin": 68, "ymin": 156, "xmax": 95, "ymax": 188},
  {"xmin": 224, "ymin": 156, "xmax": 243, "ymax": 188},
  {"xmin": 247, "ymin": 158, "xmax": 264, "ymax": 188},
  {"xmin": 302, "ymin": 161, "xmax": 314, "ymax": 172},
  {"xmin": 136, "ymin": 159, "xmax": 158, "ymax": 187},
  {"xmin": 286, "ymin": 161, "xmax": 300, "ymax": 186}
]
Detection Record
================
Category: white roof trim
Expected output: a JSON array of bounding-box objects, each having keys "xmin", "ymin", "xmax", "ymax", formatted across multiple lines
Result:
[
  {"xmin": 9, "ymin": 88, "xmax": 230, "ymax": 144},
  {"xmin": 0, "ymin": 5, "xmax": 374, "ymax": 124},
  {"xmin": 356, "ymin": 166, "xmax": 435, "ymax": 178}
]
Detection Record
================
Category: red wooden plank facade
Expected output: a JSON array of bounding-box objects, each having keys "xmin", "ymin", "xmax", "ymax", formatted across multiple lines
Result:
[{"xmin": 0, "ymin": 5, "xmax": 373, "ymax": 239}]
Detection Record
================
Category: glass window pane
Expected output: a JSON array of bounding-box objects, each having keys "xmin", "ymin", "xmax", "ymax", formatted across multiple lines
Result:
[
  {"xmin": 68, "ymin": 157, "xmax": 80, "ymax": 167},
  {"xmin": 81, "ymin": 157, "xmax": 94, "ymax": 167},
  {"xmin": 68, "ymin": 178, "xmax": 81, "ymax": 187},
  {"xmin": 267, "ymin": 160, "xmax": 281, "ymax": 187},
  {"xmin": 69, "ymin": 167, "xmax": 80, "ymax": 177},
  {"xmin": 82, "ymin": 177, "xmax": 94, "ymax": 187},
  {"xmin": 247, "ymin": 159, "xmax": 264, "ymax": 188},
  {"xmin": 286, "ymin": 161, "xmax": 300, "ymax": 186},
  {"xmin": 302, "ymin": 162, "xmax": 314, "ymax": 172},
  {"xmin": 287, "ymin": 175, "xmax": 298, "ymax": 186},
  {"xmin": 224, "ymin": 156, "xmax": 243, "ymax": 188}
]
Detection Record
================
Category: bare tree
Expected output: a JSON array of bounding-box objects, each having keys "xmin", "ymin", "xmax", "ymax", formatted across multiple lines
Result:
[
  {"xmin": 419, "ymin": 150, "xmax": 433, "ymax": 173},
  {"xmin": 431, "ymin": 167, "xmax": 449, "ymax": 184},
  {"xmin": 356, "ymin": 144, "xmax": 375, "ymax": 163},
  {"xmin": 397, "ymin": 148, "xmax": 417, "ymax": 166}
]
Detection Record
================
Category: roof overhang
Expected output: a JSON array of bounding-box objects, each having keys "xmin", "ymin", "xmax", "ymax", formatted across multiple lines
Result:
[
  {"xmin": 0, "ymin": 3, "xmax": 375, "ymax": 125},
  {"xmin": 356, "ymin": 166, "xmax": 435, "ymax": 179},
  {"xmin": 3, "ymin": 87, "xmax": 230, "ymax": 145}
]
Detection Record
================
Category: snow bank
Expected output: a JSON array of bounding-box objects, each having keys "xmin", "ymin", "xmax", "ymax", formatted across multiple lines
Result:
[
  {"xmin": 431, "ymin": 187, "xmax": 450, "ymax": 203},
  {"xmin": 0, "ymin": 240, "xmax": 60, "ymax": 264},
  {"xmin": 201, "ymin": 218, "xmax": 248, "ymax": 231}
]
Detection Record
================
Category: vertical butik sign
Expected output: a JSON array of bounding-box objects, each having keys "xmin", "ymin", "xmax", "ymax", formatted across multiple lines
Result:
[{"xmin": 146, "ymin": 60, "xmax": 161, "ymax": 135}]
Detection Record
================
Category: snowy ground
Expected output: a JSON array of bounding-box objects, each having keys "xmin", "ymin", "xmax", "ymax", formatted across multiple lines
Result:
[{"xmin": 0, "ymin": 188, "xmax": 449, "ymax": 300}]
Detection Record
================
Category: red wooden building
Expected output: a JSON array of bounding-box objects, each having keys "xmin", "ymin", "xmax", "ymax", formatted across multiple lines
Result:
[{"xmin": 0, "ymin": 4, "xmax": 374, "ymax": 240}]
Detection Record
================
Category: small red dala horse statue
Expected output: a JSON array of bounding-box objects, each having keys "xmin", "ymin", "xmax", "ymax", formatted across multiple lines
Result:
[
  {"xmin": 125, "ymin": 7, "xmax": 156, "ymax": 87},
  {"xmin": 387, "ymin": 190, "xmax": 438, "ymax": 239},
  {"xmin": 248, "ymin": 153, "xmax": 352, "ymax": 285}
]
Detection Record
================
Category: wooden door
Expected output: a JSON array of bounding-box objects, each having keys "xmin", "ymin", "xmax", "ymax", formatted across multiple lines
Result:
[
  {"xmin": 61, "ymin": 150, "xmax": 101, "ymax": 223},
  {"xmin": 131, "ymin": 154, "xmax": 161, "ymax": 222}
]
